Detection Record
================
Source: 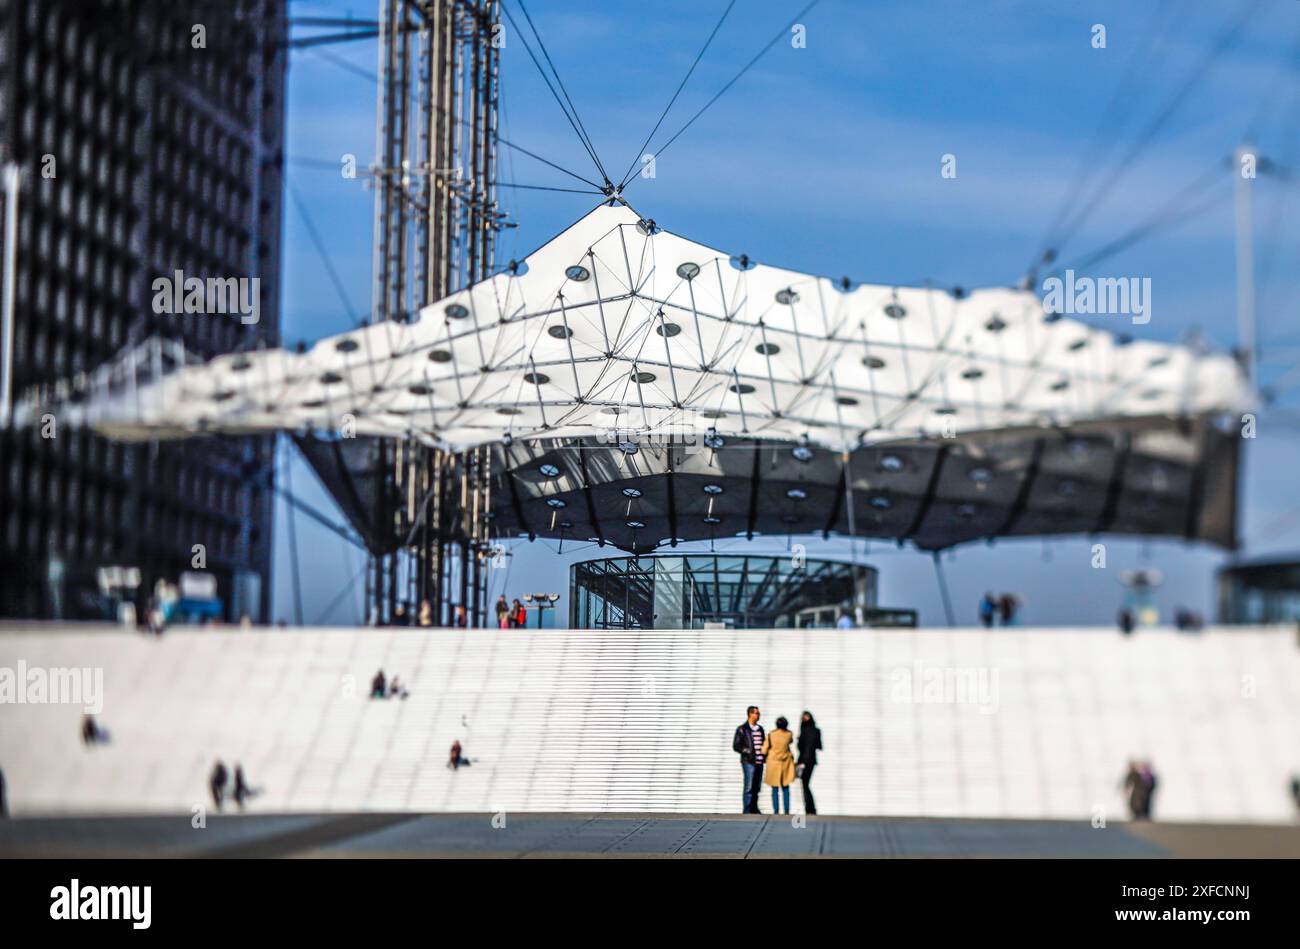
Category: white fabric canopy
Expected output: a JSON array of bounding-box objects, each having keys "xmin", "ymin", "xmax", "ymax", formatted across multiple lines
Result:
[{"xmin": 17, "ymin": 202, "xmax": 1252, "ymax": 449}]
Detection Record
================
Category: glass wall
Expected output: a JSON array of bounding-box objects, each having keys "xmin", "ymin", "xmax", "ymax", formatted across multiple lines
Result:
[
  {"xmin": 1218, "ymin": 560, "xmax": 1300, "ymax": 624},
  {"xmin": 569, "ymin": 554, "xmax": 878, "ymax": 629}
]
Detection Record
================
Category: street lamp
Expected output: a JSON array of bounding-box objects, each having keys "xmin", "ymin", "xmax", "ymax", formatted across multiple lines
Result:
[{"xmin": 523, "ymin": 593, "xmax": 561, "ymax": 629}]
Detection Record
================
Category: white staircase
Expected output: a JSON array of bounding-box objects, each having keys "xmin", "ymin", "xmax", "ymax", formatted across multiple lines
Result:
[{"xmin": 1, "ymin": 625, "xmax": 1297, "ymax": 821}]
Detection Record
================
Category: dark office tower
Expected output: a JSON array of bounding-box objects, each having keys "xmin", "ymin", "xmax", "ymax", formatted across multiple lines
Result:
[{"xmin": 0, "ymin": 1, "xmax": 286, "ymax": 621}]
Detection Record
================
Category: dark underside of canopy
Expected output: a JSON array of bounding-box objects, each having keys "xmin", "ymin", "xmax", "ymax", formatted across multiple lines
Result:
[{"xmin": 298, "ymin": 414, "xmax": 1239, "ymax": 556}]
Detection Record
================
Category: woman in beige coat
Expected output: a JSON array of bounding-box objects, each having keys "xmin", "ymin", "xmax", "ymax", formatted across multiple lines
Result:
[{"xmin": 761, "ymin": 716, "xmax": 797, "ymax": 814}]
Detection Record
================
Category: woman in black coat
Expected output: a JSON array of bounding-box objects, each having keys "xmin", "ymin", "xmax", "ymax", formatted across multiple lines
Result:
[{"xmin": 797, "ymin": 711, "xmax": 822, "ymax": 815}]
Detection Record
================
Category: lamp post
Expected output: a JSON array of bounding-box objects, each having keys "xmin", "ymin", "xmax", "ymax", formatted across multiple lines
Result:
[{"xmin": 523, "ymin": 593, "xmax": 560, "ymax": 629}]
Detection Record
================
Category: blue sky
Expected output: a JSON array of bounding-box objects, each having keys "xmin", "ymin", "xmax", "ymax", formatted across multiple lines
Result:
[{"xmin": 272, "ymin": 0, "xmax": 1300, "ymax": 626}]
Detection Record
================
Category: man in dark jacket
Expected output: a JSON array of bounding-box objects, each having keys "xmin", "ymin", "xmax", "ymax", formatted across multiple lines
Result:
[{"xmin": 732, "ymin": 706, "xmax": 765, "ymax": 814}]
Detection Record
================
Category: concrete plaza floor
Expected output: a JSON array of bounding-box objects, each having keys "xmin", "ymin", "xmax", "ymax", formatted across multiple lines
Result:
[{"xmin": 3, "ymin": 813, "xmax": 1298, "ymax": 858}]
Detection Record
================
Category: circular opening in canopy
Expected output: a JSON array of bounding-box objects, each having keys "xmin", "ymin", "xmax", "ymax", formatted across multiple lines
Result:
[
  {"xmin": 446, "ymin": 303, "xmax": 470, "ymax": 319},
  {"xmin": 755, "ymin": 342, "xmax": 780, "ymax": 356},
  {"xmin": 775, "ymin": 288, "xmax": 799, "ymax": 305},
  {"xmin": 786, "ymin": 488, "xmax": 807, "ymax": 500},
  {"xmin": 703, "ymin": 484, "xmax": 723, "ymax": 495},
  {"xmin": 656, "ymin": 322, "xmax": 681, "ymax": 337},
  {"xmin": 539, "ymin": 463, "xmax": 561, "ymax": 478},
  {"xmin": 547, "ymin": 325, "xmax": 572, "ymax": 339},
  {"xmin": 565, "ymin": 264, "xmax": 590, "ymax": 282},
  {"xmin": 429, "ymin": 349, "xmax": 452, "ymax": 362},
  {"xmin": 884, "ymin": 302, "xmax": 906, "ymax": 319},
  {"xmin": 729, "ymin": 383, "xmax": 755, "ymax": 395},
  {"xmin": 622, "ymin": 487, "xmax": 643, "ymax": 498},
  {"xmin": 523, "ymin": 372, "xmax": 550, "ymax": 385},
  {"xmin": 632, "ymin": 371, "xmax": 656, "ymax": 384},
  {"xmin": 676, "ymin": 262, "xmax": 700, "ymax": 280},
  {"xmin": 546, "ymin": 498, "xmax": 567, "ymax": 508}
]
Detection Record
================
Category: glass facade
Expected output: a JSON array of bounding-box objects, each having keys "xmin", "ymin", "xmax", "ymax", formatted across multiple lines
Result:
[
  {"xmin": 569, "ymin": 554, "xmax": 881, "ymax": 630},
  {"xmin": 1218, "ymin": 559, "xmax": 1300, "ymax": 624}
]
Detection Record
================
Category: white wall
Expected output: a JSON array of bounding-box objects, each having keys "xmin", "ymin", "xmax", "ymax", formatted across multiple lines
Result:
[{"xmin": 1, "ymin": 625, "xmax": 1297, "ymax": 821}]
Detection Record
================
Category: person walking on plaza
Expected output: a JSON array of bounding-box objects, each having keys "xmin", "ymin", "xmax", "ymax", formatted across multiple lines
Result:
[
  {"xmin": 762, "ymin": 716, "xmax": 796, "ymax": 815},
  {"xmin": 209, "ymin": 760, "xmax": 228, "ymax": 810},
  {"xmin": 732, "ymin": 706, "xmax": 766, "ymax": 814},
  {"xmin": 979, "ymin": 592, "xmax": 996, "ymax": 628},
  {"xmin": 511, "ymin": 598, "xmax": 527, "ymax": 629},
  {"xmin": 1122, "ymin": 759, "xmax": 1157, "ymax": 820},
  {"xmin": 797, "ymin": 710, "xmax": 822, "ymax": 815},
  {"xmin": 495, "ymin": 595, "xmax": 510, "ymax": 629},
  {"xmin": 232, "ymin": 763, "xmax": 255, "ymax": 810}
]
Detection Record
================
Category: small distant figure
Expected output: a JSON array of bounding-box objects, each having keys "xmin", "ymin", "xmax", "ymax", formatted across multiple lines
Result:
[
  {"xmin": 835, "ymin": 611, "xmax": 853, "ymax": 629},
  {"xmin": 511, "ymin": 598, "xmax": 527, "ymax": 629},
  {"xmin": 418, "ymin": 599, "xmax": 433, "ymax": 627},
  {"xmin": 232, "ymin": 763, "xmax": 256, "ymax": 809},
  {"xmin": 978, "ymin": 592, "xmax": 996, "ymax": 629},
  {"xmin": 239, "ymin": 613, "xmax": 252, "ymax": 630},
  {"xmin": 1118, "ymin": 608, "xmax": 1135, "ymax": 635},
  {"xmin": 370, "ymin": 669, "xmax": 387, "ymax": 699},
  {"xmin": 762, "ymin": 716, "xmax": 796, "ymax": 815},
  {"xmin": 448, "ymin": 740, "xmax": 471, "ymax": 770},
  {"xmin": 0, "ymin": 766, "xmax": 7, "ymax": 818},
  {"xmin": 455, "ymin": 605, "xmax": 468, "ymax": 628},
  {"xmin": 393, "ymin": 604, "xmax": 408, "ymax": 627},
  {"xmin": 80, "ymin": 715, "xmax": 108, "ymax": 746},
  {"xmin": 1290, "ymin": 775, "xmax": 1300, "ymax": 816},
  {"xmin": 1122, "ymin": 759, "xmax": 1157, "ymax": 820},
  {"xmin": 798, "ymin": 711, "xmax": 822, "ymax": 815},
  {"xmin": 495, "ymin": 595, "xmax": 510, "ymax": 629},
  {"xmin": 997, "ymin": 593, "xmax": 1018, "ymax": 626},
  {"xmin": 147, "ymin": 595, "xmax": 166, "ymax": 636},
  {"xmin": 210, "ymin": 760, "xmax": 229, "ymax": 810},
  {"xmin": 388, "ymin": 675, "xmax": 410, "ymax": 700}
]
